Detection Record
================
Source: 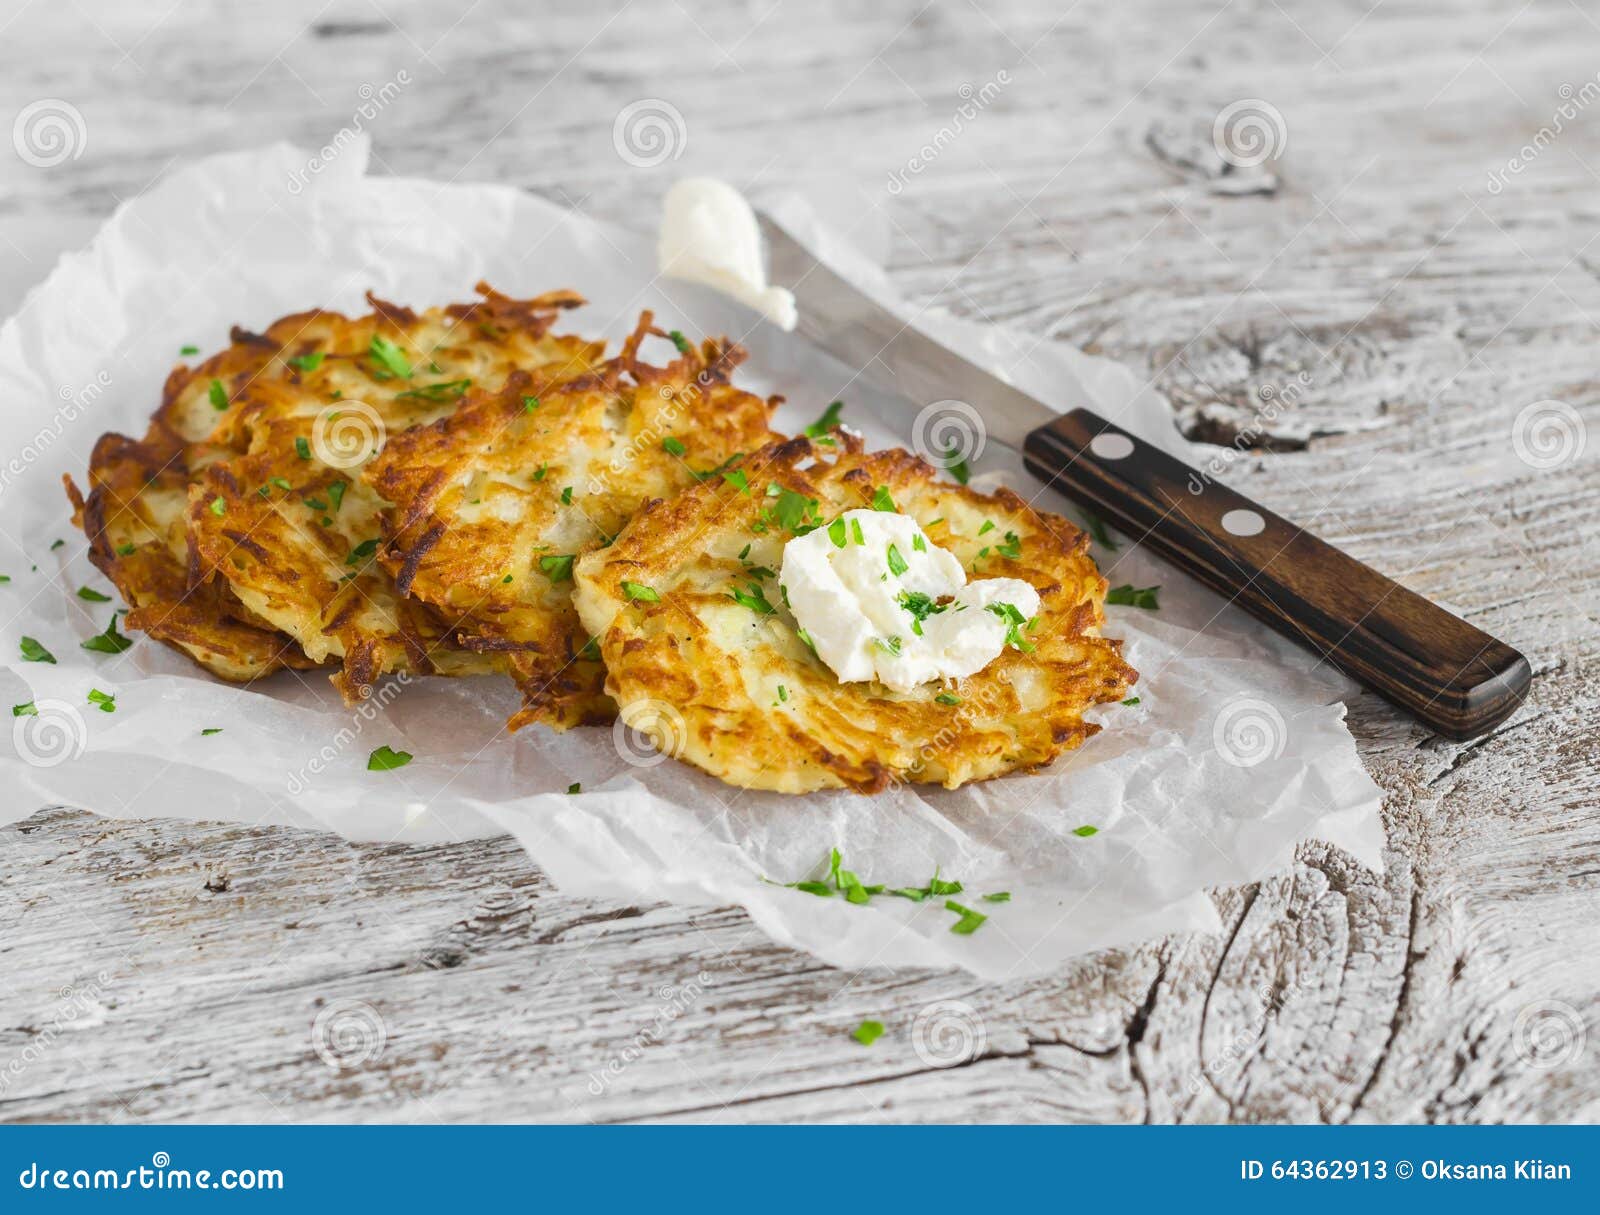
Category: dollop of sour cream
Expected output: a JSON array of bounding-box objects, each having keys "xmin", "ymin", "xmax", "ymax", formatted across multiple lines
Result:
[
  {"xmin": 657, "ymin": 178, "xmax": 797, "ymax": 331},
  {"xmin": 780, "ymin": 509, "xmax": 1040, "ymax": 693}
]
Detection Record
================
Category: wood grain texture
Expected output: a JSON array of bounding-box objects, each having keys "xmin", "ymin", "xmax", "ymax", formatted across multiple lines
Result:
[{"xmin": 1, "ymin": 0, "xmax": 1598, "ymax": 1123}]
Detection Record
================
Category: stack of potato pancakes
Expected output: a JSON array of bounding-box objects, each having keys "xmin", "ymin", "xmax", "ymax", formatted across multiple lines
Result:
[{"xmin": 68, "ymin": 286, "xmax": 1134, "ymax": 792}]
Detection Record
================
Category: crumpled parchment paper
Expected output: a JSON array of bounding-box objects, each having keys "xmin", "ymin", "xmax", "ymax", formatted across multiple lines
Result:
[{"xmin": 0, "ymin": 140, "xmax": 1384, "ymax": 979}]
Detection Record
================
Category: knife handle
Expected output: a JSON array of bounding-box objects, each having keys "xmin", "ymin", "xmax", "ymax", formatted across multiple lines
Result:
[{"xmin": 1022, "ymin": 409, "xmax": 1531, "ymax": 740}]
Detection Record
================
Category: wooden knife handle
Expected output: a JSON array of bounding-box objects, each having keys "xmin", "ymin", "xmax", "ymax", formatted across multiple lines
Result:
[{"xmin": 1022, "ymin": 409, "xmax": 1531, "ymax": 740}]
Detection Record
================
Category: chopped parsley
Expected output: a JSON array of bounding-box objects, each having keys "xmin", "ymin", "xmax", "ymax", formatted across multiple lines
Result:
[
  {"xmin": 776, "ymin": 684, "xmax": 788, "ymax": 703},
  {"xmin": 871, "ymin": 485, "xmax": 897, "ymax": 512},
  {"xmin": 722, "ymin": 468, "xmax": 750, "ymax": 494},
  {"xmin": 1105, "ymin": 584, "xmax": 1160, "ymax": 609},
  {"xmin": 328, "ymin": 481, "xmax": 348, "ymax": 512},
  {"xmin": 874, "ymin": 636, "xmax": 902, "ymax": 656},
  {"xmin": 76, "ymin": 586, "xmax": 111, "ymax": 602},
  {"xmin": 912, "ymin": 534, "xmax": 926, "ymax": 553},
  {"xmin": 850, "ymin": 518, "xmax": 865, "ymax": 546},
  {"xmin": 827, "ymin": 517, "xmax": 847, "ymax": 548},
  {"xmin": 395, "ymin": 379, "xmax": 470, "ymax": 401},
  {"xmin": 795, "ymin": 626, "xmax": 817, "ymax": 652},
  {"xmin": 13, "ymin": 701, "xmax": 38, "ymax": 716},
  {"xmin": 662, "ymin": 435, "xmax": 686, "ymax": 457},
  {"xmin": 50, "ymin": 539, "xmax": 63, "ymax": 551},
  {"xmin": 943, "ymin": 446, "xmax": 971, "ymax": 485},
  {"xmin": 934, "ymin": 692, "xmax": 962, "ymax": 706},
  {"xmin": 201, "ymin": 728, "xmax": 223, "ymax": 736},
  {"xmin": 927, "ymin": 871, "xmax": 963, "ymax": 896},
  {"xmin": 269, "ymin": 476, "xmax": 292, "ymax": 492},
  {"xmin": 180, "ymin": 344, "xmax": 200, "ymax": 356},
  {"xmin": 295, "ymin": 437, "xmax": 312, "ymax": 460},
  {"xmin": 81, "ymin": 616, "xmax": 132, "ymax": 654},
  {"xmin": 303, "ymin": 496, "xmax": 328, "ymax": 511},
  {"xmin": 851, "ymin": 1020, "xmax": 885, "ymax": 1046},
  {"xmin": 1122, "ymin": 696, "xmax": 1141, "ymax": 707},
  {"xmin": 805, "ymin": 400, "xmax": 844, "ymax": 440},
  {"xmin": 1072, "ymin": 825, "xmax": 1100, "ymax": 838},
  {"xmin": 945, "ymin": 899, "xmax": 987, "ymax": 935},
  {"xmin": 560, "ymin": 486, "xmax": 574, "ymax": 505},
  {"xmin": 977, "ymin": 519, "xmax": 996, "ymax": 536},
  {"xmin": 532, "ymin": 464, "xmax": 548, "ymax": 482},
  {"xmin": 115, "ymin": 542, "xmax": 136, "ymax": 557},
  {"xmin": 886, "ymin": 543, "xmax": 909, "ymax": 577},
  {"xmin": 668, "ymin": 329, "xmax": 693, "ymax": 355},
  {"xmin": 523, "ymin": 396, "xmax": 540, "ymax": 412},
  {"xmin": 729, "ymin": 581, "xmax": 776, "ymax": 615},
  {"xmin": 87, "ymin": 688, "xmax": 115, "ymax": 713},
  {"xmin": 208, "ymin": 379, "xmax": 228, "ymax": 411},
  {"xmin": 996, "ymin": 531, "xmax": 1023, "ymax": 560},
  {"xmin": 898, "ymin": 590, "xmax": 949, "ymax": 636},
  {"xmin": 1081, "ymin": 510, "xmax": 1119, "ymax": 551},
  {"xmin": 772, "ymin": 489, "xmax": 820, "ymax": 533},
  {"xmin": 986, "ymin": 601, "xmax": 1036, "ymax": 652},
  {"xmin": 622, "ymin": 580, "xmax": 660, "ymax": 602},
  {"xmin": 982, "ymin": 892, "xmax": 1011, "ymax": 903},
  {"xmin": 567, "ymin": 782, "xmax": 582, "ymax": 795},
  {"xmin": 288, "ymin": 351, "xmax": 324, "ymax": 372},
  {"xmin": 539, "ymin": 554, "xmax": 576, "ymax": 583},
  {"xmin": 690, "ymin": 453, "xmax": 744, "ymax": 483},
  {"xmin": 367, "ymin": 745, "xmax": 412, "ymax": 771},
  {"xmin": 368, "ymin": 334, "xmax": 412, "ymax": 379},
  {"xmin": 345, "ymin": 538, "xmax": 381, "ymax": 566}
]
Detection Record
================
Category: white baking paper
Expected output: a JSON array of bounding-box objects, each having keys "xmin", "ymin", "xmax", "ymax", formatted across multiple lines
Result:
[{"xmin": 0, "ymin": 140, "xmax": 1384, "ymax": 979}]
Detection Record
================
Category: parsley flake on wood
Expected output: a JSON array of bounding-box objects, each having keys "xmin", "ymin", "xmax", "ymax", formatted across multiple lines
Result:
[
  {"xmin": 367, "ymin": 745, "xmax": 412, "ymax": 771},
  {"xmin": 851, "ymin": 1020, "xmax": 885, "ymax": 1046}
]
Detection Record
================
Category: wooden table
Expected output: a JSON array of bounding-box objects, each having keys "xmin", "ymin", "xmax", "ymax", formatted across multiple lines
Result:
[{"xmin": 2, "ymin": 0, "xmax": 1595, "ymax": 1123}]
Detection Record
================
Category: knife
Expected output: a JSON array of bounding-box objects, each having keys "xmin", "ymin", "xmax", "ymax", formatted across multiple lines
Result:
[{"xmin": 757, "ymin": 210, "xmax": 1530, "ymax": 741}]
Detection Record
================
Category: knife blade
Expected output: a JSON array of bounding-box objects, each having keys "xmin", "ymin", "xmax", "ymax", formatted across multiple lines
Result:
[{"xmin": 756, "ymin": 208, "xmax": 1531, "ymax": 741}]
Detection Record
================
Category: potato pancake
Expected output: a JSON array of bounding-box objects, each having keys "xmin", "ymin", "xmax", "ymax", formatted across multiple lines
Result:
[
  {"xmin": 65, "ymin": 341, "xmax": 320, "ymax": 681},
  {"xmin": 572, "ymin": 433, "xmax": 1137, "ymax": 792},
  {"xmin": 364, "ymin": 316, "xmax": 782, "ymax": 729},
  {"xmin": 182, "ymin": 286, "xmax": 603, "ymax": 700}
]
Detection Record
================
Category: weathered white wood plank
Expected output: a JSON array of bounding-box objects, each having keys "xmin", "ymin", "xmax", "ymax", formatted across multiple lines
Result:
[{"xmin": 1, "ymin": 0, "xmax": 1597, "ymax": 1123}]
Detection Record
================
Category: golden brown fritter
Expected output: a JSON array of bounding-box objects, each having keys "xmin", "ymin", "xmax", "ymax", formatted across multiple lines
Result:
[
  {"xmin": 183, "ymin": 286, "xmax": 601, "ymax": 700},
  {"xmin": 364, "ymin": 315, "xmax": 783, "ymax": 729},
  {"xmin": 65, "ymin": 340, "xmax": 320, "ymax": 681},
  {"xmin": 572, "ymin": 433, "xmax": 1137, "ymax": 792}
]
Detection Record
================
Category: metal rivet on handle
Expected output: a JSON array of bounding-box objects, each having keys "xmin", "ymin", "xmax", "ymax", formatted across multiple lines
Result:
[
  {"xmin": 1089, "ymin": 433, "xmax": 1134, "ymax": 460},
  {"xmin": 1221, "ymin": 508, "xmax": 1266, "ymax": 537}
]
